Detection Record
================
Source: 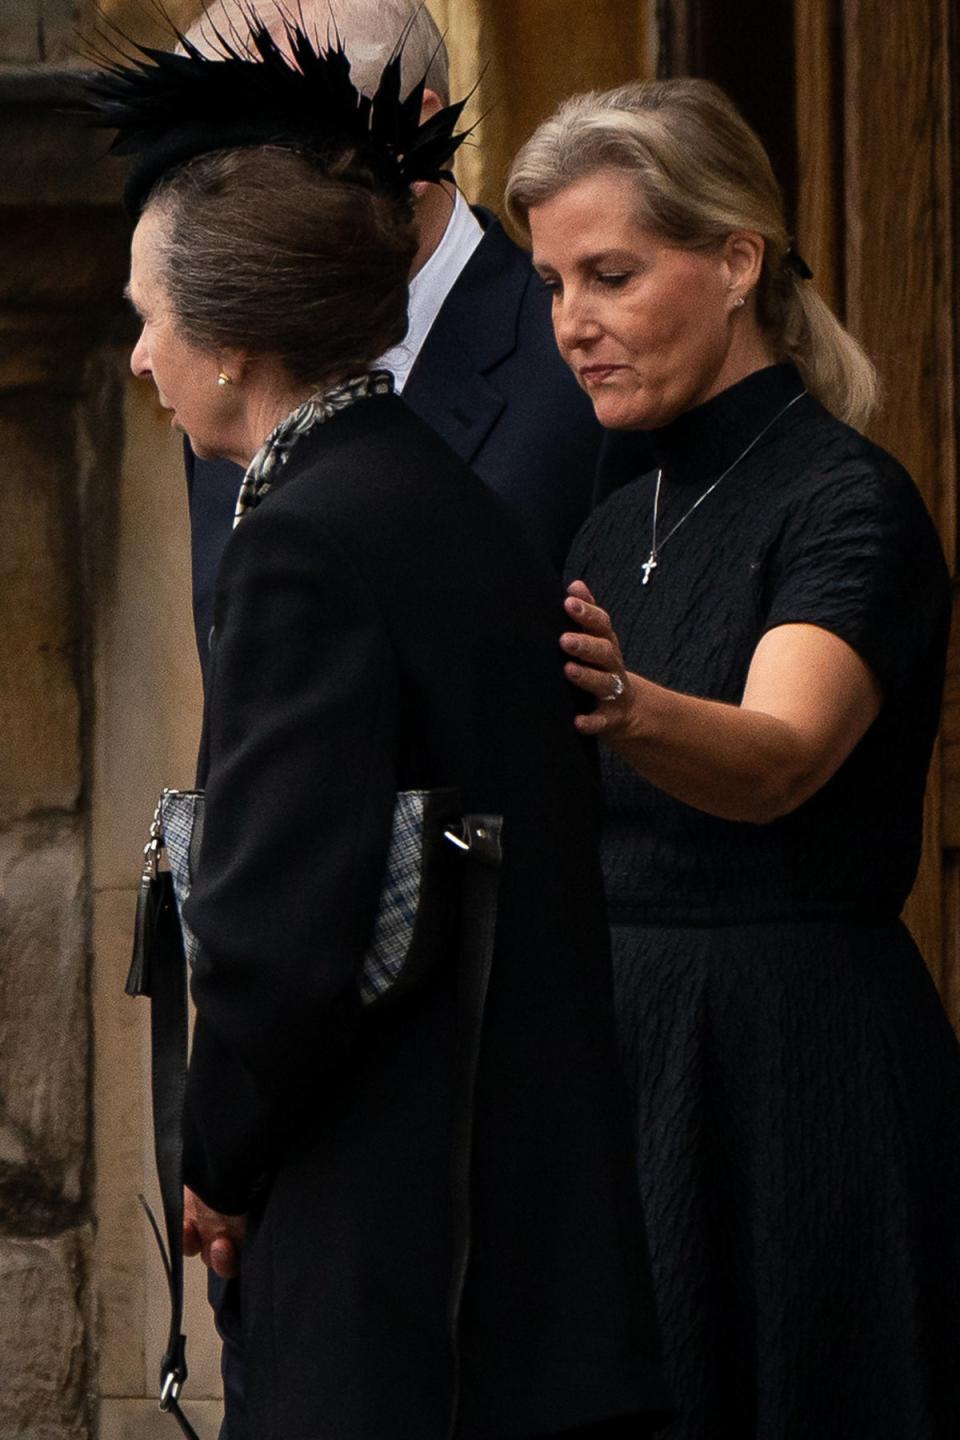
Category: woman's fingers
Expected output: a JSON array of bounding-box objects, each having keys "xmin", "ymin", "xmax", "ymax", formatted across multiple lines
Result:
[
  {"xmin": 560, "ymin": 629, "xmax": 618, "ymax": 668},
  {"xmin": 563, "ymin": 579, "xmax": 631, "ymax": 732},
  {"xmin": 563, "ymin": 582, "xmax": 626, "ymax": 679},
  {"xmin": 566, "ymin": 578, "xmax": 597, "ymax": 606},
  {"xmin": 564, "ymin": 592, "xmax": 614, "ymax": 640},
  {"xmin": 564, "ymin": 658, "xmax": 627, "ymax": 700},
  {"xmin": 209, "ymin": 1236, "xmax": 241, "ymax": 1280},
  {"xmin": 574, "ymin": 707, "xmax": 612, "ymax": 736}
]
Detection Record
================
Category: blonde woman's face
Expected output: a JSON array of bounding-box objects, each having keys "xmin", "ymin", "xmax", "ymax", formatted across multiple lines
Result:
[{"xmin": 529, "ymin": 169, "xmax": 770, "ymax": 431}]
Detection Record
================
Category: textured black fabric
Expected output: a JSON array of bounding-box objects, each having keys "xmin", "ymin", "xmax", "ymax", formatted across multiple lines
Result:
[
  {"xmin": 567, "ymin": 363, "xmax": 960, "ymax": 1439},
  {"xmin": 528, "ymin": 1422, "xmax": 661, "ymax": 1439},
  {"xmin": 572, "ymin": 364, "xmax": 950, "ymax": 925}
]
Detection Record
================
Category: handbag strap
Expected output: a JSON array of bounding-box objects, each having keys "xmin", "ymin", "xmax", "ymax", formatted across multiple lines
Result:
[
  {"xmin": 128, "ymin": 867, "xmax": 200, "ymax": 1440},
  {"xmin": 149, "ymin": 881, "xmax": 199, "ymax": 1440},
  {"xmin": 444, "ymin": 815, "xmax": 504, "ymax": 1440},
  {"xmin": 131, "ymin": 808, "xmax": 502, "ymax": 1440}
]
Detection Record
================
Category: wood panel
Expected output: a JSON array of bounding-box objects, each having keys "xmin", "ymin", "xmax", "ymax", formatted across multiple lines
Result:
[
  {"xmin": 793, "ymin": 0, "xmax": 843, "ymax": 314},
  {"xmin": 656, "ymin": 0, "xmax": 798, "ymax": 227},
  {"xmin": 840, "ymin": 0, "xmax": 958, "ymax": 993},
  {"xmin": 944, "ymin": 595, "xmax": 960, "ymax": 849},
  {"xmin": 935, "ymin": 0, "xmax": 960, "ymax": 1014},
  {"xmin": 92, "ymin": 0, "xmax": 203, "ymax": 45},
  {"xmin": 424, "ymin": 1, "xmax": 485, "ymax": 200},
  {"xmin": 782, "ymin": 2, "xmax": 960, "ymax": 1007},
  {"xmin": 944, "ymin": 849, "xmax": 960, "ymax": 1032},
  {"xmin": 843, "ymin": 0, "xmax": 956, "ymax": 534},
  {"xmin": 472, "ymin": 0, "xmax": 651, "ymax": 215}
]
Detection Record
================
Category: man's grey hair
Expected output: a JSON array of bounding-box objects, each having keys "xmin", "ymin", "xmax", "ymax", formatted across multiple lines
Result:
[{"xmin": 189, "ymin": 0, "xmax": 450, "ymax": 102}]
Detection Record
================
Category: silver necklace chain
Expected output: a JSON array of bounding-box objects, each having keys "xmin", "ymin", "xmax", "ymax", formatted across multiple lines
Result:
[{"xmin": 640, "ymin": 388, "xmax": 807, "ymax": 585}]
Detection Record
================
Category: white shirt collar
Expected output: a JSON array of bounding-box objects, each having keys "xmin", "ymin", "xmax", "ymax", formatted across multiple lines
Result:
[{"xmin": 376, "ymin": 189, "xmax": 484, "ymax": 393}]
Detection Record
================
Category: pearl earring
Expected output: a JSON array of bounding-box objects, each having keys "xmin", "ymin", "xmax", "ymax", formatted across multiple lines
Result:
[
  {"xmin": 733, "ymin": 295, "xmax": 746, "ymax": 309},
  {"xmin": 217, "ymin": 372, "xmax": 232, "ymax": 387}
]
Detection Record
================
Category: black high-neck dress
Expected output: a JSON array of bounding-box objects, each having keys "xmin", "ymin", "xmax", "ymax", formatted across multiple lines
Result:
[{"xmin": 567, "ymin": 363, "xmax": 960, "ymax": 1440}]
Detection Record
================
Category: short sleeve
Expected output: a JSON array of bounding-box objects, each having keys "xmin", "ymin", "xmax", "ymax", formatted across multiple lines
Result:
[{"xmin": 762, "ymin": 458, "xmax": 950, "ymax": 704}]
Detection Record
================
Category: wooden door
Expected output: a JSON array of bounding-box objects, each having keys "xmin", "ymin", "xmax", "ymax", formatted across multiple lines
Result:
[
  {"xmin": 795, "ymin": 0, "xmax": 959, "ymax": 1026},
  {"xmin": 659, "ymin": 0, "xmax": 960, "ymax": 1026}
]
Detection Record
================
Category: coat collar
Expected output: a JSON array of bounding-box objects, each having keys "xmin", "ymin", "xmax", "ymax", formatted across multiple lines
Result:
[{"xmin": 401, "ymin": 211, "xmax": 532, "ymax": 465}]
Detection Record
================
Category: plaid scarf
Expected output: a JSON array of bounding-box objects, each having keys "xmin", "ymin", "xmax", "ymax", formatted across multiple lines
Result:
[{"xmin": 233, "ymin": 370, "xmax": 394, "ymax": 527}]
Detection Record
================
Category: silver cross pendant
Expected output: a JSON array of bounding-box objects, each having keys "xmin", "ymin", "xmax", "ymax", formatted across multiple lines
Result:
[{"xmin": 641, "ymin": 550, "xmax": 658, "ymax": 585}]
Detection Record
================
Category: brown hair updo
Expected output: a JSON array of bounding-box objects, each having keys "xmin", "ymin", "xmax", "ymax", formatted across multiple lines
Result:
[
  {"xmin": 146, "ymin": 143, "xmax": 418, "ymax": 388},
  {"xmin": 506, "ymin": 78, "xmax": 878, "ymax": 429}
]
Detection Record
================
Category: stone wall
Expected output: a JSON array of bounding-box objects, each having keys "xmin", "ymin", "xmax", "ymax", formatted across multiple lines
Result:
[
  {"xmin": 0, "ymin": 6, "xmax": 212, "ymax": 1431},
  {"xmin": 0, "ymin": 1, "xmax": 82, "ymax": 66},
  {"xmin": 0, "ymin": 80, "xmax": 129, "ymax": 1421},
  {"xmin": 90, "ymin": 378, "xmax": 216, "ymax": 1440}
]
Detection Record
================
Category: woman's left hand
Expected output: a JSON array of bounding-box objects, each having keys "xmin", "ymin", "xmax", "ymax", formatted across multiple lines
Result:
[
  {"xmin": 560, "ymin": 578, "xmax": 885, "ymax": 824},
  {"xmin": 561, "ymin": 581, "xmax": 636, "ymax": 736}
]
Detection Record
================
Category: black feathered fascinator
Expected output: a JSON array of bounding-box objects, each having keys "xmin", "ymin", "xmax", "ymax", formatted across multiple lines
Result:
[{"xmin": 78, "ymin": 7, "xmax": 470, "ymax": 218}]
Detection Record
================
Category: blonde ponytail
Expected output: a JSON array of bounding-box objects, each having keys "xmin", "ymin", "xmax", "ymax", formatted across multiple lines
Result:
[{"xmin": 783, "ymin": 282, "xmax": 879, "ymax": 429}]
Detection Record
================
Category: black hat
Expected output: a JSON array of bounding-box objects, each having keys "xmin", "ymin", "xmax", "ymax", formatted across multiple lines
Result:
[{"xmin": 78, "ymin": 11, "xmax": 469, "ymax": 218}]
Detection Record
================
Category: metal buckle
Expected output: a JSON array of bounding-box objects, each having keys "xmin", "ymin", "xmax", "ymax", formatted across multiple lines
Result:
[
  {"xmin": 159, "ymin": 1369, "xmax": 181, "ymax": 1411},
  {"xmin": 444, "ymin": 816, "xmax": 502, "ymax": 865}
]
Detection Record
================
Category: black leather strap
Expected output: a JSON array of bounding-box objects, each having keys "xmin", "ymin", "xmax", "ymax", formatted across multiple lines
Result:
[
  {"xmin": 445, "ymin": 815, "xmax": 504, "ymax": 1440},
  {"xmin": 129, "ymin": 872, "xmax": 200, "ymax": 1440}
]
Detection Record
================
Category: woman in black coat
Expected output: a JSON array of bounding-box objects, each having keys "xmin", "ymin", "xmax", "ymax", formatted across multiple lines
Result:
[{"xmin": 91, "ymin": 23, "xmax": 670, "ymax": 1440}]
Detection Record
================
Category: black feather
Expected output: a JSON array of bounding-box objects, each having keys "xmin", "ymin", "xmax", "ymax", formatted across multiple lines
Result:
[{"xmin": 76, "ymin": 11, "xmax": 470, "ymax": 215}]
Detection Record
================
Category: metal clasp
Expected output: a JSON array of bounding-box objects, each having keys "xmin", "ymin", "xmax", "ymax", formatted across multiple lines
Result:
[
  {"xmin": 159, "ymin": 1369, "xmax": 181, "ymax": 1411},
  {"xmin": 443, "ymin": 815, "xmax": 503, "ymax": 866},
  {"xmin": 141, "ymin": 794, "xmax": 165, "ymax": 882}
]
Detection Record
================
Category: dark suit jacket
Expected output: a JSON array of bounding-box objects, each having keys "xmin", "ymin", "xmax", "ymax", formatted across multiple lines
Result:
[
  {"xmin": 185, "ymin": 213, "xmax": 648, "ymax": 683},
  {"xmin": 182, "ymin": 394, "xmax": 668, "ymax": 1438}
]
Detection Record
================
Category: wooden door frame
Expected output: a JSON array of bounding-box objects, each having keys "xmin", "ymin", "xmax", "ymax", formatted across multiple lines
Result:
[{"xmin": 657, "ymin": 0, "xmax": 960, "ymax": 1022}]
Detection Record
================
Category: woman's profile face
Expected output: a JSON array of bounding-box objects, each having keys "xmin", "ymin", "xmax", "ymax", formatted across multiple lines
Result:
[
  {"xmin": 127, "ymin": 207, "xmax": 240, "ymax": 461},
  {"xmin": 529, "ymin": 168, "xmax": 768, "ymax": 431}
]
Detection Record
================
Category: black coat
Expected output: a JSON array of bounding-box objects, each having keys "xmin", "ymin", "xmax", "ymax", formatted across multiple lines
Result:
[
  {"xmin": 184, "ymin": 214, "xmax": 648, "ymax": 681},
  {"xmin": 182, "ymin": 394, "xmax": 668, "ymax": 1439}
]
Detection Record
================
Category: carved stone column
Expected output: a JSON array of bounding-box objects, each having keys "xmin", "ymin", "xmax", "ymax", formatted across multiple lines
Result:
[
  {"xmin": 0, "ymin": 53, "xmax": 129, "ymax": 1439},
  {"xmin": 0, "ymin": 36, "xmax": 212, "ymax": 1433}
]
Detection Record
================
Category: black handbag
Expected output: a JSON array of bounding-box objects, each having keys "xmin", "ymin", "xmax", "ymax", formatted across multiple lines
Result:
[
  {"xmin": 127, "ymin": 788, "xmax": 503, "ymax": 1435},
  {"xmin": 141, "ymin": 786, "xmax": 472, "ymax": 1003}
]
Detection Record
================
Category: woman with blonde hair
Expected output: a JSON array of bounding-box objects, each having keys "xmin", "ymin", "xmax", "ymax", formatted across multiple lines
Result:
[{"xmin": 507, "ymin": 78, "xmax": 960, "ymax": 1439}]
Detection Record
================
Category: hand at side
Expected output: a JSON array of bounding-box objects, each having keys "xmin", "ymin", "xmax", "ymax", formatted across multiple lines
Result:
[{"xmin": 183, "ymin": 1186, "xmax": 247, "ymax": 1279}]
